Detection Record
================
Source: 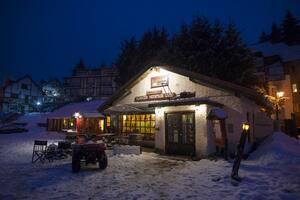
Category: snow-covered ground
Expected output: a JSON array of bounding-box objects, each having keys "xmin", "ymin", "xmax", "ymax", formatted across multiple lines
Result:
[{"xmin": 0, "ymin": 114, "xmax": 300, "ymax": 200}]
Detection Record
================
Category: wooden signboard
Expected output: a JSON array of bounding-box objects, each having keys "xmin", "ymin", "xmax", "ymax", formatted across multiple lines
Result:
[
  {"xmin": 151, "ymin": 76, "xmax": 168, "ymax": 88},
  {"xmin": 135, "ymin": 92, "xmax": 176, "ymax": 102}
]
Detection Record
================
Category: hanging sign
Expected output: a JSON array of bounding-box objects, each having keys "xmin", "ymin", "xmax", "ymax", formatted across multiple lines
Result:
[{"xmin": 135, "ymin": 92, "xmax": 176, "ymax": 102}]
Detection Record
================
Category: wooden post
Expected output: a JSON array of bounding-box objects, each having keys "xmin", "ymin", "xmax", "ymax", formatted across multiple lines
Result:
[{"xmin": 231, "ymin": 124, "xmax": 249, "ymax": 181}]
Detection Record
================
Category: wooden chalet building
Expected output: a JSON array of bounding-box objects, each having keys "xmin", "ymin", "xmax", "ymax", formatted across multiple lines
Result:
[
  {"xmin": 98, "ymin": 64, "xmax": 273, "ymax": 158},
  {"xmin": 47, "ymin": 100, "xmax": 108, "ymax": 135}
]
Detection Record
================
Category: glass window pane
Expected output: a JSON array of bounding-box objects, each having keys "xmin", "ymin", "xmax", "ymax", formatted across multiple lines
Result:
[{"xmin": 151, "ymin": 114, "xmax": 155, "ymax": 120}]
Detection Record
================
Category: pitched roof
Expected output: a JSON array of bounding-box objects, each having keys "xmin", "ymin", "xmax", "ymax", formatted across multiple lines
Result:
[
  {"xmin": 98, "ymin": 63, "xmax": 265, "ymax": 111},
  {"xmin": 1, "ymin": 75, "xmax": 42, "ymax": 91},
  {"xmin": 48, "ymin": 99, "xmax": 105, "ymax": 118}
]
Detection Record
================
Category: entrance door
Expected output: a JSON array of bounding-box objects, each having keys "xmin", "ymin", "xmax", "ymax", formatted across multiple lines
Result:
[{"xmin": 166, "ymin": 112, "xmax": 195, "ymax": 155}]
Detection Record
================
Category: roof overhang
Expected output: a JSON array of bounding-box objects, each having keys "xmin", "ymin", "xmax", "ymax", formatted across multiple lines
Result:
[
  {"xmin": 148, "ymin": 97, "xmax": 223, "ymax": 108},
  {"xmin": 104, "ymin": 103, "xmax": 154, "ymax": 114}
]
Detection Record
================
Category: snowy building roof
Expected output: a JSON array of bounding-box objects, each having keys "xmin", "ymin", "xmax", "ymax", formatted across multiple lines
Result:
[
  {"xmin": 250, "ymin": 42, "xmax": 300, "ymax": 62},
  {"xmin": 47, "ymin": 99, "xmax": 105, "ymax": 118}
]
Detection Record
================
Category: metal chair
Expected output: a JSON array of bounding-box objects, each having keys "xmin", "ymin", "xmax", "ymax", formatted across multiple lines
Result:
[{"xmin": 32, "ymin": 140, "xmax": 48, "ymax": 163}]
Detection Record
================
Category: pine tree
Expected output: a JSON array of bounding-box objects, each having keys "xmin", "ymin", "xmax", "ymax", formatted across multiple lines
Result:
[
  {"xmin": 75, "ymin": 58, "xmax": 86, "ymax": 69},
  {"xmin": 220, "ymin": 23, "xmax": 256, "ymax": 86},
  {"xmin": 189, "ymin": 16, "xmax": 213, "ymax": 73},
  {"xmin": 171, "ymin": 23, "xmax": 192, "ymax": 68},
  {"xmin": 259, "ymin": 31, "xmax": 269, "ymax": 43},
  {"xmin": 282, "ymin": 10, "xmax": 300, "ymax": 45},
  {"xmin": 270, "ymin": 23, "xmax": 282, "ymax": 43},
  {"xmin": 115, "ymin": 37, "xmax": 138, "ymax": 86},
  {"xmin": 72, "ymin": 58, "xmax": 86, "ymax": 75},
  {"xmin": 100, "ymin": 61, "xmax": 106, "ymax": 68},
  {"xmin": 210, "ymin": 19, "xmax": 224, "ymax": 76},
  {"xmin": 114, "ymin": 17, "xmax": 256, "ymax": 88}
]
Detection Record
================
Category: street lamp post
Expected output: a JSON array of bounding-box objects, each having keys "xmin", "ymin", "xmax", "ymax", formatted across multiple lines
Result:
[
  {"xmin": 36, "ymin": 101, "xmax": 42, "ymax": 112},
  {"xmin": 275, "ymin": 91, "xmax": 284, "ymax": 121},
  {"xmin": 231, "ymin": 122, "xmax": 250, "ymax": 182}
]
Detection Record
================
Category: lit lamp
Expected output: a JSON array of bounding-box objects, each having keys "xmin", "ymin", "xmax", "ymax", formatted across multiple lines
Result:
[
  {"xmin": 73, "ymin": 112, "xmax": 82, "ymax": 143},
  {"xmin": 36, "ymin": 101, "xmax": 42, "ymax": 112},
  {"xmin": 231, "ymin": 122, "xmax": 250, "ymax": 182},
  {"xmin": 73, "ymin": 112, "xmax": 82, "ymax": 119},
  {"xmin": 242, "ymin": 122, "xmax": 250, "ymax": 132},
  {"xmin": 276, "ymin": 91, "xmax": 284, "ymax": 98}
]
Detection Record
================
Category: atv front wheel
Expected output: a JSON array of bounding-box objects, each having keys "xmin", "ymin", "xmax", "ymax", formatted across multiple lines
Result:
[
  {"xmin": 72, "ymin": 153, "xmax": 81, "ymax": 172},
  {"xmin": 98, "ymin": 152, "xmax": 108, "ymax": 169}
]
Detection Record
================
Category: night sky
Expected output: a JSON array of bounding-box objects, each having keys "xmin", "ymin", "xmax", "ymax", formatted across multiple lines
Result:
[{"xmin": 1, "ymin": 0, "xmax": 299, "ymax": 83}]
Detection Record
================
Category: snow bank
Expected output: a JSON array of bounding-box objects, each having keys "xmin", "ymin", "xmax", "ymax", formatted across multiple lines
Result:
[
  {"xmin": 15, "ymin": 112, "xmax": 49, "ymax": 128},
  {"xmin": 1, "ymin": 123, "xmax": 300, "ymax": 199},
  {"xmin": 249, "ymin": 132, "xmax": 300, "ymax": 166},
  {"xmin": 113, "ymin": 145, "xmax": 141, "ymax": 155}
]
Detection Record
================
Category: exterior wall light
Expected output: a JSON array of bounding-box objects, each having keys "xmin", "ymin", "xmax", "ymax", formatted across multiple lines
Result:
[
  {"xmin": 242, "ymin": 122, "xmax": 250, "ymax": 132},
  {"xmin": 194, "ymin": 105, "xmax": 206, "ymax": 112},
  {"xmin": 155, "ymin": 107, "xmax": 164, "ymax": 115},
  {"xmin": 73, "ymin": 112, "xmax": 82, "ymax": 119}
]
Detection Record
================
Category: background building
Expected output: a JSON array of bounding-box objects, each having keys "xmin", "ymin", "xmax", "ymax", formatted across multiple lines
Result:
[
  {"xmin": 0, "ymin": 75, "xmax": 43, "ymax": 113},
  {"xmin": 251, "ymin": 42, "xmax": 300, "ymax": 128},
  {"xmin": 64, "ymin": 60, "xmax": 118, "ymax": 101},
  {"xmin": 40, "ymin": 78, "xmax": 67, "ymax": 112}
]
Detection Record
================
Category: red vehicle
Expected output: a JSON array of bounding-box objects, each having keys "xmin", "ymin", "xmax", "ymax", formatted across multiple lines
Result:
[{"xmin": 72, "ymin": 143, "xmax": 108, "ymax": 172}]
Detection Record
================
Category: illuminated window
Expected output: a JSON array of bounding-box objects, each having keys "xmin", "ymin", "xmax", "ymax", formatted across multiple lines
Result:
[
  {"xmin": 292, "ymin": 84, "xmax": 297, "ymax": 93},
  {"xmin": 99, "ymin": 119, "xmax": 104, "ymax": 132},
  {"xmin": 106, "ymin": 116, "xmax": 111, "ymax": 128},
  {"xmin": 69, "ymin": 118, "xmax": 75, "ymax": 128},
  {"xmin": 63, "ymin": 119, "xmax": 68, "ymax": 129},
  {"xmin": 120, "ymin": 114, "xmax": 156, "ymax": 139}
]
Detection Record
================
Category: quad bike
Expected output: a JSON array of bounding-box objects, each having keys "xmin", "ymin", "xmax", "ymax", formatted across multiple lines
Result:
[{"xmin": 72, "ymin": 143, "xmax": 108, "ymax": 173}]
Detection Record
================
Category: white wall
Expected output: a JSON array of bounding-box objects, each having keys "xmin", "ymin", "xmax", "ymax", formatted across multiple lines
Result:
[
  {"xmin": 109, "ymin": 66, "xmax": 273, "ymax": 156},
  {"xmin": 154, "ymin": 104, "xmax": 214, "ymax": 157}
]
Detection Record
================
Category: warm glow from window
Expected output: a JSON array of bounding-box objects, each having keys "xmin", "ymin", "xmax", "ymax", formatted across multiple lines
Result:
[
  {"xmin": 99, "ymin": 119, "xmax": 104, "ymax": 131},
  {"xmin": 106, "ymin": 116, "xmax": 111, "ymax": 127},
  {"xmin": 120, "ymin": 114, "xmax": 155, "ymax": 138},
  {"xmin": 292, "ymin": 84, "xmax": 297, "ymax": 93}
]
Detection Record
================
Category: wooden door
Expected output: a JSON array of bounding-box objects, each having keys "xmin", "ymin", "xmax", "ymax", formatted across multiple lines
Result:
[{"xmin": 166, "ymin": 112, "xmax": 195, "ymax": 156}]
